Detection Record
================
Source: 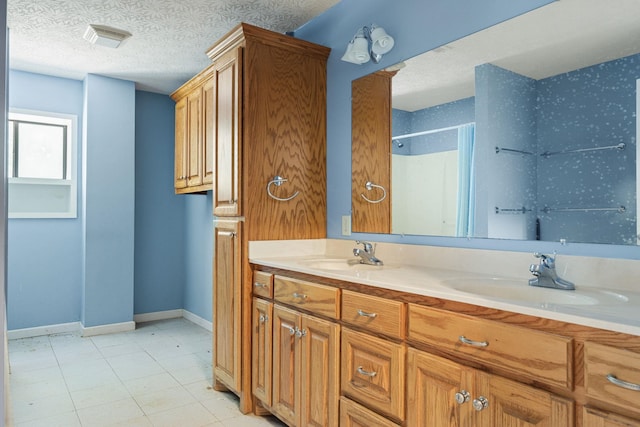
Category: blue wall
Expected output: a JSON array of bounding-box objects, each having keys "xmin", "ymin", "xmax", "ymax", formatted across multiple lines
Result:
[
  {"xmin": 295, "ymin": 0, "xmax": 640, "ymax": 259},
  {"xmin": 134, "ymin": 91, "xmax": 186, "ymax": 315},
  {"xmin": 7, "ymin": 71, "xmax": 191, "ymax": 330},
  {"xmin": 7, "ymin": 71, "xmax": 84, "ymax": 329}
]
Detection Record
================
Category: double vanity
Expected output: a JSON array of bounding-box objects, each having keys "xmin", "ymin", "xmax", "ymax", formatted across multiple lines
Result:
[{"xmin": 249, "ymin": 239, "xmax": 640, "ymax": 426}]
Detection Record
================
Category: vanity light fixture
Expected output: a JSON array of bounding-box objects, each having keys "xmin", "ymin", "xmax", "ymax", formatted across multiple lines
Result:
[
  {"xmin": 341, "ymin": 24, "xmax": 395, "ymax": 64},
  {"xmin": 83, "ymin": 24, "xmax": 131, "ymax": 48}
]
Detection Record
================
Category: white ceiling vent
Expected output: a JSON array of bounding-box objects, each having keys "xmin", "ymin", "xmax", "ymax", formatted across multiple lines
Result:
[{"xmin": 83, "ymin": 24, "xmax": 132, "ymax": 48}]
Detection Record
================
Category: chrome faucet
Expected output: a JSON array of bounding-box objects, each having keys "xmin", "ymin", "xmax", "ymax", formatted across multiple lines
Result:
[
  {"xmin": 353, "ymin": 241, "xmax": 383, "ymax": 266},
  {"xmin": 528, "ymin": 252, "xmax": 574, "ymax": 290}
]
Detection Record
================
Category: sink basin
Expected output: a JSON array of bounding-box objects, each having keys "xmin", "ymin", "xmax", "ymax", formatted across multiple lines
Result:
[
  {"xmin": 442, "ymin": 278, "xmax": 629, "ymax": 306},
  {"xmin": 300, "ymin": 258, "xmax": 386, "ymax": 271}
]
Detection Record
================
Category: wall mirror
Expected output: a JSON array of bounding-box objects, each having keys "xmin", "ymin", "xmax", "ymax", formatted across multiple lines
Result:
[{"xmin": 351, "ymin": 0, "xmax": 640, "ymax": 245}]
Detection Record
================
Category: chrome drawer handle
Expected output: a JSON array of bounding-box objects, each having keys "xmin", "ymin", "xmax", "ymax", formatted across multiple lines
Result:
[
  {"xmin": 254, "ymin": 282, "xmax": 267, "ymax": 288},
  {"xmin": 356, "ymin": 366, "xmax": 377, "ymax": 377},
  {"xmin": 292, "ymin": 292, "xmax": 307, "ymax": 299},
  {"xmin": 459, "ymin": 335, "xmax": 489, "ymax": 348},
  {"xmin": 357, "ymin": 309, "xmax": 377, "ymax": 318},
  {"xmin": 607, "ymin": 374, "xmax": 640, "ymax": 391}
]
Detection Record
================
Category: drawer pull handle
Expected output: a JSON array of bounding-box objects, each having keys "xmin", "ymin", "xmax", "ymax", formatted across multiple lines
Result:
[
  {"xmin": 459, "ymin": 335, "xmax": 489, "ymax": 347},
  {"xmin": 454, "ymin": 390, "xmax": 470, "ymax": 404},
  {"xmin": 472, "ymin": 396, "xmax": 489, "ymax": 411},
  {"xmin": 356, "ymin": 366, "xmax": 377, "ymax": 377},
  {"xmin": 357, "ymin": 309, "xmax": 377, "ymax": 318},
  {"xmin": 254, "ymin": 282, "xmax": 267, "ymax": 288},
  {"xmin": 606, "ymin": 374, "xmax": 640, "ymax": 391},
  {"xmin": 292, "ymin": 292, "xmax": 307, "ymax": 299},
  {"xmin": 259, "ymin": 314, "xmax": 268, "ymax": 323}
]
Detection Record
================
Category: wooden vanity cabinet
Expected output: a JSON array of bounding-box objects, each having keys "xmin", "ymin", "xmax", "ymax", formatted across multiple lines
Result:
[
  {"xmin": 207, "ymin": 23, "xmax": 330, "ymax": 414},
  {"xmin": 583, "ymin": 407, "xmax": 640, "ymax": 427},
  {"xmin": 171, "ymin": 67, "xmax": 214, "ymax": 194}
]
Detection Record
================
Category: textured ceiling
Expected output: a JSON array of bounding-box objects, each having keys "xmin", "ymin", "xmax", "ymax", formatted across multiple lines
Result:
[{"xmin": 7, "ymin": 0, "xmax": 340, "ymax": 94}]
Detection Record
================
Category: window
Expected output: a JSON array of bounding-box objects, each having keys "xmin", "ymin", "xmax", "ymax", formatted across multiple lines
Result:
[{"xmin": 8, "ymin": 110, "xmax": 77, "ymax": 218}]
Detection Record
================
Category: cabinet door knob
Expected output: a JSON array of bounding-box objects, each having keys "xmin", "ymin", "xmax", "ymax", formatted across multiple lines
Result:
[
  {"xmin": 472, "ymin": 396, "xmax": 489, "ymax": 411},
  {"xmin": 295, "ymin": 328, "xmax": 307, "ymax": 338},
  {"xmin": 356, "ymin": 366, "xmax": 377, "ymax": 377},
  {"xmin": 459, "ymin": 335, "xmax": 489, "ymax": 348},
  {"xmin": 259, "ymin": 314, "xmax": 268, "ymax": 323},
  {"xmin": 357, "ymin": 309, "xmax": 377, "ymax": 318},
  {"xmin": 287, "ymin": 326, "xmax": 296, "ymax": 336},
  {"xmin": 606, "ymin": 374, "xmax": 640, "ymax": 391},
  {"xmin": 454, "ymin": 390, "xmax": 470, "ymax": 404}
]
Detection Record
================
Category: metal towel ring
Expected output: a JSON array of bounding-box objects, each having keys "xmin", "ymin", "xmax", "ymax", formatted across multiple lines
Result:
[
  {"xmin": 360, "ymin": 181, "xmax": 387, "ymax": 204},
  {"xmin": 267, "ymin": 175, "xmax": 299, "ymax": 202}
]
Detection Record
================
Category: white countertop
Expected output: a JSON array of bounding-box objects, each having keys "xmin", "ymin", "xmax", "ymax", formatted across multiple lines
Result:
[{"xmin": 249, "ymin": 246, "xmax": 640, "ymax": 337}]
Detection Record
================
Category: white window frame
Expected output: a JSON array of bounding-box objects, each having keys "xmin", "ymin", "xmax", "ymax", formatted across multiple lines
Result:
[{"xmin": 8, "ymin": 109, "xmax": 78, "ymax": 219}]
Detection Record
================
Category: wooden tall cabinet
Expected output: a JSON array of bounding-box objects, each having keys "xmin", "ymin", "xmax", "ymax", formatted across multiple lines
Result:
[
  {"xmin": 207, "ymin": 23, "xmax": 330, "ymax": 413},
  {"xmin": 171, "ymin": 66, "xmax": 215, "ymax": 194}
]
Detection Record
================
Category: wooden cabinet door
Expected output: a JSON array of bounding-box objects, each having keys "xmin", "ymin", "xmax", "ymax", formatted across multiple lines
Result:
[
  {"xmin": 174, "ymin": 97, "xmax": 188, "ymax": 189},
  {"xmin": 351, "ymin": 71, "xmax": 394, "ymax": 233},
  {"xmin": 213, "ymin": 220, "xmax": 242, "ymax": 392},
  {"xmin": 300, "ymin": 314, "xmax": 339, "ymax": 427},
  {"xmin": 187, "ymin": 89, "xmax": 203, "ymax": 187},
  {"xmin": 272, "ymin": 305, "xmax": 300, "ymax": 426},
  {"xmin": 407, "ymin": 348, "xmax": 473, "ymax": 427},
  {"xmin": 479, "ymin": 372, "xmax": 574, "ymax": 427},
  {"xmin": 213, "ymin": 48, "xmax": 242, "ymax": 217},
  {"xmin": 252, "ymin": 298, "xmax": 272, "ymax": 407},
  {"xmin": 202, "ymin": 76, "xmax": 215, "ymax": 185}
]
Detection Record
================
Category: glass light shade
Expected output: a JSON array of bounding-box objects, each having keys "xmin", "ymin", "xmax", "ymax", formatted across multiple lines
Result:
[
  {"xmin": 370, "ymin": 26, "xmax": 394, "ymax": 55},
  {"xmin": 341, "ymin": 36, "xmax": 370, "ymax": 64}
]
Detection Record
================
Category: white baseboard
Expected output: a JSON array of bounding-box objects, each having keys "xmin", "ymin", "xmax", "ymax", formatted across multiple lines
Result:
[
  {"xmin": 182, "ymin": 310, "xmax": 213, "ymax": 332},
  {"xmin": 8, "ymin": 322, "xmax": 81, "ymax": 340},
  {"xmin": 82, "ymin": 321, "xmax": 136, "ymax": 337},
  {"xmin": 133, "ymin": 309, "xmax": 183, "ymax": 323}
]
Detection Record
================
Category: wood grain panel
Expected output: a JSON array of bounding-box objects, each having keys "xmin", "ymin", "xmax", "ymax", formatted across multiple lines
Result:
[
  {"xmin": 583, "ymin": 406, "xmax": 640, "ymax": 427},
  {"xmin": 585, "ymin": 342, "xmax": 640, "ymax": 418},
  {"xmin": 174, "ymin": 97, "xmax": 188, "ymax": 190},
  {"xmin": 252, "ymin": 270, "xmax": 273, "ymax": 299},
  {"xmin": 351, "ymin": 71, "xmax": 393, "ymax": 233},
  {"xmin": 339, "ymin": 397, "xmax": 401, "ymax": 427},
  {"xmin": 187, "ymin": 90, "xmax": 203, "ymax": 187},
  {"xmin": 272, "ymin": 305, "xmax": 300, "ymax": 425},
  {"xmin": 202, "ymin": 76, "xmax": 214, "ymax": 185},
  {"xmin": 213, "ymin": 220, "xmax": 242, "ymax": 392},
  {"xmin": 300, "ymin": 314, "xmax": 340, "ymax": 427},
  {"xmin": 213, "ymin": 48, "xmax": 242, "ymax": 216},
  {"xmin": 244, "ymin": 36, "xmax": 327, "ymax": 240},
  {"xmin": 341, "ymin": 328, "xmax": 405, "ymax": 422},
  {"xmin": 341, "ymin": 290, "xmax": 405, "ymax": 339},
  {"xmin": 251, "ymin": 298, "xmax": 272, "ymax": 407},
  {"xmin": 408, "ymin": 304, "xmax": 573, "ymax": 390},
  {"xmin": 274, "ymin": 276, "xmax": 340, "ymax": 319}
]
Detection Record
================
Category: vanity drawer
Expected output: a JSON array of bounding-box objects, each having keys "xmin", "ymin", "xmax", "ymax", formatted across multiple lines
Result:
[
  {"xmin": 407, "ymin": 304, "xmax": 573, "ymax": 390},
  {"xmin": 252, "ymin": 271, "xmax": 273, "ymax": 298},
  {"xmin": 340, "ymin": 397, "xmax": 401, "ymax": 427},
  {"xmin": 341, "ymin": 328, "xmax": 405, "ymax": 422},
  {"xmin": 274, "ymin": 276, "xmax": 340, "ymax": 319},
  {"xmin": 341, "ymin": 290, "xmax": 405, "ymax": 339},
  {"xmin": 584, "ymin": 342, "xmax": 640, "ymax": 416}
]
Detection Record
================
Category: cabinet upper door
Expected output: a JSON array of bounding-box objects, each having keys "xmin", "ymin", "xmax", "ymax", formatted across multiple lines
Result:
[
  {"xmin": 174, "ymin": 97, "xmax": 188, "ymax": 189},
  {"xmin": 202, "ymin": 76, "xmax": 215, "ymax": 186},
  {"xmin": 351, "ymin": 71, "xmax": 394, "ymax": 233},
  {"xmin": 187, "ymin": 90, "xmax": 203, "ymax": 187},
  {"xmin": 213, "ymin": 48, "xmax": 242, "ymax": 217}
]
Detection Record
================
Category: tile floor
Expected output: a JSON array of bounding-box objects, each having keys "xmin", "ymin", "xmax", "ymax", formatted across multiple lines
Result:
[{"xmin": 8, "ymin": 318, "xmax": 285, "ymax": 427}]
